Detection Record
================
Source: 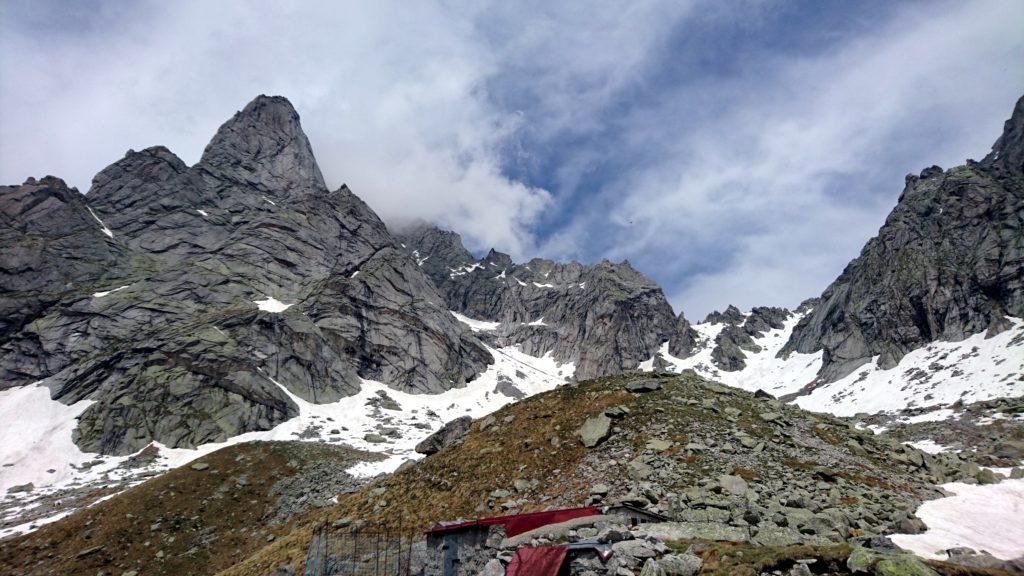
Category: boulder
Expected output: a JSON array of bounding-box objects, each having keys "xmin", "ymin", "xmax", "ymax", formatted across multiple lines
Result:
[
  {"xmin": 639, "ymin": 552, "xmax": 702, "ymax": 576},
  {"xmin": 414, "ymin": 416, "xmax": 472, "ymax": 455},
  {"xmin": 578, "ymin": 414, "xmax": 613, "ymax": 448},
  {"xmin": 718, "ymin": 474, "xmax": 748, "ymax": 496},
  {"xmin": 627, "ymin": 379, "xmax": 662, "ymax": 393}
]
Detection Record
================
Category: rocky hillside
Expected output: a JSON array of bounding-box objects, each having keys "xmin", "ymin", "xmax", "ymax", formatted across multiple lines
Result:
[
  {"xmin": 782, "ymin": 95, "xmax": 1024, "ymax": 382},
  {"xmin": 0, "ymin": 95, "xmax": 492, "ymax": 455},
  {"xmin": 395, "ymin": 222, "xmax": 697, "ymax": 379},
  {"xmin": 0, "ymin": 441, "xmax": 376, "ymax": 576},
  {"xmin": 221, "ymin": 371, "xmax": 1020, "ymax": 576}
]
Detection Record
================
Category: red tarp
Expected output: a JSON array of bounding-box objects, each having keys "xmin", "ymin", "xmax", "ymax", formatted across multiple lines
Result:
[
  {"xmin": 427, "ymin": 506, "xmax": 599, "ymax": 537},
  {"xmin": 505, "ymin": 545, "xmax": 568, "ymax": 576}
]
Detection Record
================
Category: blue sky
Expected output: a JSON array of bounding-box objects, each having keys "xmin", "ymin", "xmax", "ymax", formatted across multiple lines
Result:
[{"xmin": 2, "ymin": 0, "xmax": 1022, "ymax": 318}]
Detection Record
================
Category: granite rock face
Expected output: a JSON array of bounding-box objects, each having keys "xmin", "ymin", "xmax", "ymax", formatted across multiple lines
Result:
[
  {"xmin": 395, "ymin": 223, "xmax": 693, "ymax": 379},
  {"xmin": 0, "ymin": 95, "xmax": 491, "ymax": 455},
  {"xmin": 0, "ymin": 176, "xmax": 127, "ymax": 339},
  {"xmin": 782, "ymin": 95, "xmax": 1024, "ymax": 382}
]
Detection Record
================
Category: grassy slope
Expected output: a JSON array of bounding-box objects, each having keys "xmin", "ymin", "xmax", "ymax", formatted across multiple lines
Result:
[{"xmin": 0, "ymin": 441, "xmax": 377, "ymax": 576}]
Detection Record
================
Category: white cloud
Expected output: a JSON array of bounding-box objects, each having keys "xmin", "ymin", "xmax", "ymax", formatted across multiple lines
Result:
[
  {"xmin": 536, "ymin": 0, "xmax": 1024, "ymax": 317},
  {"xmin": 1, "ymin": 0, "xmax": 1021, "ymax": 318},
  {"xmin": 0, "ymin": 1, "xmax": 552, "ymax": 257}
]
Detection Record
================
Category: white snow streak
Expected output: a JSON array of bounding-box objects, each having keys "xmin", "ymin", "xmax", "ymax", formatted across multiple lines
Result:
[
  {"xmin": 91, "ymin": 285, "xmax": 130, "ymax": 298},
  {"xmin": 85, "ymin": 206, "xmax": 113, "ymax": 238}
]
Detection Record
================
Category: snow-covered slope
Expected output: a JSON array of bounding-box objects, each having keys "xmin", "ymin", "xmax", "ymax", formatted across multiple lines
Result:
[
  {"xmin": 642, "ymin": 312, "xmax": 1024, "ymax": 417},
  {"xmin": 0, "ymin": 334, "xmax": 573, "ymax": 538},
  {"xmin": 891, "ymin": 478, "xmax": 1024, "ymax": 561}
]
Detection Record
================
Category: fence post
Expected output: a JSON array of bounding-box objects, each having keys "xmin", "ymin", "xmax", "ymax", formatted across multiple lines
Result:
[
  {"xmin": 376, "ymin": 528, "xmax": 385, "ymax": 573},
  {"xmin": 352, "ymin": 528, "xmax": 358, "ymax": 576},
  {"xmin": 322, "ymin": 520, "xmax": 328, "ymax": 576},
  {"xmin": 382, "ymin": 525, "xmax": 389, "ymax": 575}
]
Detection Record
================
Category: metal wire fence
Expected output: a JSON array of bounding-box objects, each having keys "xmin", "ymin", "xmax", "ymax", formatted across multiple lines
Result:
[{"xmin": 304, "ymin": 522, "xmax": 417, "ymax": 576}]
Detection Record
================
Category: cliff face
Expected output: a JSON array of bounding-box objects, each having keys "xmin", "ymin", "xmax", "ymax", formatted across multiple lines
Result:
[
  {"xmin": 395, "ymin": 223, "xmax": 697, "ymax": 379},
  {"xmin": 0, "ymin": 96, "xmax": 491, "ymax": 455},
  {"xmin": 782, "ymin": 96, "xmax": 1024, "ymax": 382}
]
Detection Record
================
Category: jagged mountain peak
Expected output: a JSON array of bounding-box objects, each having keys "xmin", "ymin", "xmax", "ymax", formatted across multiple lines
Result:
[
  {"xmin": 983, "ymin": 94, "xmax": 1024, "ymax": 175},
  {"xmin": 703, "ymin": 304, "xmax": 744, "ymax": 325},
  {"xmin": 198, "ymin": 94, "xmax": 325, "ymax": 194},
  {"xmin": 396, "ymin": 222, "xmax": 685, "ymax": 378}
]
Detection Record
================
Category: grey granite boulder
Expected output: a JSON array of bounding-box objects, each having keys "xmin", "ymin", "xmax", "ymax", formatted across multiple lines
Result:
[{"xmin": 415, "ymin": 416, "xmax": 473, "ymax": 455}]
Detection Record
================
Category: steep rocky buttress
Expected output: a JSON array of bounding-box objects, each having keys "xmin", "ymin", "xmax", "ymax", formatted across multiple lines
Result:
[{"xmin": 782, "ymin": 95, "xmax": 1024, "ymax": 382}]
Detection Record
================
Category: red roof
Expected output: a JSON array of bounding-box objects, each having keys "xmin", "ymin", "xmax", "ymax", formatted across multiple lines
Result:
[{"xmin": 427, "ymin": 506, "xmax": 600, "ymax": 538}]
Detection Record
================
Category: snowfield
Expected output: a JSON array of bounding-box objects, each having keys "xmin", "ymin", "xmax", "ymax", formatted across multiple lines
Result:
[
  {"xmin": 0, "ymin": 344, "xmax": 572, "ymax": 537},
  {"xmin": 891, "ymin": 479, "xmax": 1024, "ymax": 561},
  {"xmin": 642, "ymin": 313, "xmax": 1024, "ymax": 418}
]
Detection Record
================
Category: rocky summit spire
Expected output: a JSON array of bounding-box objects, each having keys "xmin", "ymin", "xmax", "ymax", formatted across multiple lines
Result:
[
  {"xmin": 199, "ymin": 95, "xmax": 326, "ymax": 195},
  {"xmin": 983, "ymin": 94, "xmax": 1024, "ymax": 175}
]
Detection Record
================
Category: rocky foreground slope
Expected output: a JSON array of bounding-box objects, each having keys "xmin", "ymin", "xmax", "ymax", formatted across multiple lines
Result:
[
  {"xmin": 0, "ymin": 96, "xmax": 491, "ymax": 455},
  {"xmin": 396, "ymin": 223, "xmax": 698, "ymax": 379},
  {"xmin": 0, "ymin": 441, "xmax": 379, "ymax": 576},
  {"xmin": 215, "ymin": 371, "xmax": 1022, "ymax": 576}
]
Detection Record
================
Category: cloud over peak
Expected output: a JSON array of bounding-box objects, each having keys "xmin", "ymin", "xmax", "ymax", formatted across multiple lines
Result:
[{"xmin": 2, "ymin": 0, "xmax": 1021, "ymax": 317}]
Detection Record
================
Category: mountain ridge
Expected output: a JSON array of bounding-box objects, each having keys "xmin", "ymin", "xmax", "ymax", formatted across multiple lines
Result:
[{"xmin": 0, "ymin": 95, "xmax": 492, "ymax": 455}]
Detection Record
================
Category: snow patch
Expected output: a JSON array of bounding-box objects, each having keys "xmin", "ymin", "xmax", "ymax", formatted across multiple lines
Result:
[
  {"xmin": 639, "ymin": 313, "xmax": 1024, "ymax": 418},
  {"xmin": 0, "ymin": 384, "xmax": 98, "ymax": 493},
  {"xmin": 451, "ymin": 311, "xmax": 500, "ymax": 332},
  {"xmin": 795, "ymin": 317, "xmax": 1024, "ymax": 417},
  {"xmin": 254, "ymin": 297, "xmax": 294, "ymax": 313},
  {"xmin": 904, "ymin": 439, "xmax": 950, "ymax": 454},
  {"xmin": 0, "ymin": 344, "xmax": 573, "ymax": 536},
  {"xmin": 449, "ymin": 263, "xmax": 482, "ymax": 278},
  {"xmin": 640, "ymin": 313, "xmax": 822, "ymax": 398},
  {"xmin": 196, "ymin": 209, "xmax": 209, "ymax": 217}
]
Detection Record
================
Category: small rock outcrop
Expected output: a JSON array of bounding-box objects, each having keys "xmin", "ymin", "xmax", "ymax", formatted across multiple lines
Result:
[{"xmin": 702, "ymin": 305, "xmax": 792, "ymax": 371}]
